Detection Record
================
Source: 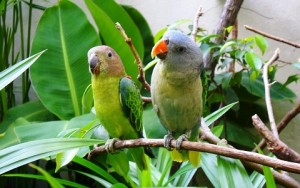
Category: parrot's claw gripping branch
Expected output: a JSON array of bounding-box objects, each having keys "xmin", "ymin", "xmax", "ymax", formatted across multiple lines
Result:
[
  {"xmin": 175, "ymin": 134, "xmax": 189, "ymax": 151},
  {"xmin": 104, "ymin": 138, "xmax": 120, "ymax": 153},
  {"xmin": 164, "ymin": 132, "xmax": 174, "ymax": 151}
]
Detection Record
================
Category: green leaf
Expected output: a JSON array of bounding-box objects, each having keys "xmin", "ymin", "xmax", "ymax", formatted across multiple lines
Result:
[
  {"xmin": 257, "ymin": 148, "xmax": 276, "ymax": 188},
  {"xmin": 29, "ymin": 163, "xmax": 64, "ymax": 188},
  {"xmin": 85, "ymin": 0, "xmax": 139, "ymax": 83},
  {"xmin": 4, "ymin": 173, "xmax": 88, "ymax": 188},
  {"xmin": 220, "ymin": 40, "xmax": 236, "ymax": 54},
  {"xmin": 217, "ymin": 156, "xmax": 253, "ymax": 188},
  {"xmin": 204, "ymin": 101, "xmax": 238, "ymax": 126},
  {"xmin": 211, "ymin": 124, "xmax": 224, "ymax": 137},
  {"xmin": 250, "ymin": 171, "xmax": 266, "ymax": 188},
  {"xmin": 201, "ymin": 153, "xmax": 220, "ymax": 188},
  {"xmin": 0, "ymin": 50, "xmax": 46, "ymax": 90},
  {"xmin": 0, "ymin": 100, "xmax": 56, "ymax": 133},
  {"xmin": 30, "ymin": 0, "xmax": 100, "ymax": 120},
  {"xmin": 144, "ymin": 59, "xmax": 157, "ymax": 72},
  {"xmin": 107, "ymin": 152, "xmax": 129, "ymax": 177},
  {"xmin": 255, "ymin": 35, "xmax": 268, "ymax": 55},
  {"xmin": 241, "ymin": 72, "xmax": 296, "ymax": 100},
  {"xmin": 75, "ymin": 170, "xmax": 112, "ymax": 187},
  {"xmin": 82, "ymin": 84, "xmax": 93, "ymax": 114},
  {"xmin": 0, "ymin": 113, "xmax": 96, "ymax": 149},
  {"xmin": 0, "ymin": 138, "xmax": 103, "ymax": 174},
  {"xmin": 244, "ymin": 52, "xmax": 263, "ymax": 71},
  {"xmin": 283, "ymin": 74, "xmax": 299, "ymax": 86},
  {"xmin": 72, "ymin": 156, "xmax": 118, "ymax": 184},
  {"xmin": 122, "ymin": 5, "xmax": 154, "ymax": 63},
  {"xmin": 163, "ymin": 162, "xmax": 196, "ymax": 186},
  {"xmin": 171, "ymin": 162, "xmax": 198, "ymax": 187}
]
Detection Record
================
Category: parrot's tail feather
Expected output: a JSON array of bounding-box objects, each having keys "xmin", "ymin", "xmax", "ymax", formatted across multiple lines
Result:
[
  {"xmin": 144, "ymin": 146, "xmax": 155, "ymax": 158},
  {"xmin": 171, "ymin": 149, "xmax": 188, "ymax": 162},
  {"xmin": 188, "ymin": 150, "xmax": 201, "ymax": 167}
]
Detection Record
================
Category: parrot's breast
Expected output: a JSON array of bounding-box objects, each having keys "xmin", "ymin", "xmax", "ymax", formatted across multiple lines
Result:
[
  {"xmin": 151, "ymin": 63, "xmax": 202, "ymax": 138},
  {"xmin": 92, "ymin": 76, "xmax": 137, "ymax": 139}
]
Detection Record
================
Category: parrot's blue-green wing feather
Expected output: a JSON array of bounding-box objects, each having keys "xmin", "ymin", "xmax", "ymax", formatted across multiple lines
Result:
[{"xmin": 120, "ymin": 77, "xmax": 143, "ymax": 134}]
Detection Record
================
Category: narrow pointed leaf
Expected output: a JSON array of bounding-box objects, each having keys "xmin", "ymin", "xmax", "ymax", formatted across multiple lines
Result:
[
  {"xmin": 204, "ymin": 101, "xmax": 238, "ymax": 126},
  {"xmin": 0, "ymin": 138, "xmax": 103, "ymax": 174},
  {"xmin": 0, "ymin": 50, "xmax": 45, "ymax": 90},
  {"xmin": 29, "ymin": 163, "xmax": 64, "ymax": 188}
]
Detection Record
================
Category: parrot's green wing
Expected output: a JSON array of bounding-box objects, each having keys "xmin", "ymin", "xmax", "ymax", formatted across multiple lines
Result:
[{"xmin": 119, "ymin": 77, "xmax": 143, "ymax": 135}]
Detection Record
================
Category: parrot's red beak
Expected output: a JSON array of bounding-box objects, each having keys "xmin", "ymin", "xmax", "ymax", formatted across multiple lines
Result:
[{"xmin": 151, "ymin": 38, "xmax": 169, "ymax": 59}]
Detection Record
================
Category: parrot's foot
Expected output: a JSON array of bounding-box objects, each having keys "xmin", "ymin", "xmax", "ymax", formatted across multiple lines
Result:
[
  {"xmin": 164, "ymin": 133, "xmax": 174, "ymax": 151},
  {"xmin": 175, "ymin": 134, "xmax": 188, "ymax": 151},
  {"xmin": 104, "ymin": 138, "xmax": 120, "ymax": 153}
]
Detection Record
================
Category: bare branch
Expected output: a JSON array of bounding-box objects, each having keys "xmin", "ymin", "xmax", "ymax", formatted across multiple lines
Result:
[
  {"xmin": 116, "ymin": 22, "xmax": 151, "ymax": 91},
  {"xmin": 254, "ymin": 102, "xmax": 300, "ymax": 152},
  {"xmin": 252, "ymin": 114, "xmax": 300, "ymax": 163},
  {"xmin": 263, "ymin": 48, "xmax": 280, "ymax": 138},
  {"xmin": 89, "ymin": 137, "xmax": 300, "ymax": 174},
  {"xmin": 141, "ymin": 96, "xmax": 152, "ymax": 103},
  {"xmin": 191, "ymin": 6, "xmax": 204, "ymax": 42},
  {"xmin": 244, "ymin": 25, "xmax": 300, "ymax": 48}
]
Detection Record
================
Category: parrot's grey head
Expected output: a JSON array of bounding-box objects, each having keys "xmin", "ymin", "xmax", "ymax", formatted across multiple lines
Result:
[
  {"xmin": 87, "ymin": 45, "xmax": 125, "ymax": 76},
  {"xmin": 151, "ymin": 29, "xmax": 203, "ymax": 73}
]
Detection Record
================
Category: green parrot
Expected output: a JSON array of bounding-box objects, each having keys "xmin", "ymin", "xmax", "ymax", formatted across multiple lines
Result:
[
  {"xmin": 87, "ymin": 45, "xmax": 153, "ymax": 171},
  {"xmin": 151, "ymin": 29, "xmax": 203, "ymax": 167}
]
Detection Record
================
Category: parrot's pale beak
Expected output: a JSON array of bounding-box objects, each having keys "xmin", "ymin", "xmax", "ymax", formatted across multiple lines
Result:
[
  {"xmin": 151, "ymin": 38, "xmax": 169, "ymax": 59},
  {"xmin": 89, "ymin": 55, "xmax": 100, "ymax": 75}
]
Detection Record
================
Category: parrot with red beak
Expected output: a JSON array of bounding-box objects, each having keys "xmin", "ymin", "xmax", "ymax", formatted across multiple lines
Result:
[
  {"xmin": 151, "ymin": 29, "xmax": 203, "ymax": 167},
  {"xmin": 88, "ymin": 45, "xmax": 154, "ymax": 171}
]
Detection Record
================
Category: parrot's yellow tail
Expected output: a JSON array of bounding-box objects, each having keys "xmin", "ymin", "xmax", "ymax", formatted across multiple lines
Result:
[{"xmin": 171, "ymin": 149, "xmax": 200, "ymax": 167}]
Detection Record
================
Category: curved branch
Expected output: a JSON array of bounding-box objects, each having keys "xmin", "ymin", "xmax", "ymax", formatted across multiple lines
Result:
[
  {"xmin": 89, "ymin": 138, "xmax": 300, "ymax": 174},
  {"xmin": 263, "ymin": 48, "xmax": 280, "ymax": 138},
  {"xmin": 116, "ymin": 22, "xmax": 151, "ymax": 91}
]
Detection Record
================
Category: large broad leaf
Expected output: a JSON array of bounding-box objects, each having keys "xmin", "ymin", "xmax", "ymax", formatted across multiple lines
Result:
[
  {"xmin": 0, "ymin": 100, "xmax": 56, "ymax": 133},
  {"xmin": 30, "ymin": 0, "xmax": 100, "ymax": 120},
  {"xmin": 0, "ymin": 113, "xmax": 96, "ymax": 149},
  {"xmin": 85, "ymin": 0, "xmax": 139, "ymax": 83},
  {"xmin": 0, "ymin": 138, "xmax": 104, "ymax": 174},
  {"xmin": 0, "ymin": 50, "xmax": 46, "ymax": 90},
  {"xmin": 241, "ymin": 72, "xmax": 296, "ymax": 100}
]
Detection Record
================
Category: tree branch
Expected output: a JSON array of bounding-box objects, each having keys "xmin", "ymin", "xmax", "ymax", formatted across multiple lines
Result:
[
  {"xmin": 191, "ymin": 6, "xmax": 204, "ymax": 42},
  {"xmin": 244, "ymin": 25, "xmax": 300, "ymax": 48},
  {"xmin": 116, "ymin": 22, "xmax": 151, "ymax": 91},
  {"xmin": 252, "ymin": 114, "xmax": 300, "ymax": 163},
  {"xmin": 253, "ymin": 102, "xmax": 300, "ymax": 152},
  {"xmin": 262, "ymin": 48, "xmax": 280, "ymax": 138},
  {"xmin": 89, "ymin": 138, "xmax": 300, "ymax": 174},
  {"xmin": 204, "ymin": 0, "xmax": 244, "ymax": 69}
]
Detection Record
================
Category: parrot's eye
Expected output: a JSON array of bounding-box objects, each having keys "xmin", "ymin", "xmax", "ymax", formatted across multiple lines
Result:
[
  {"xmin": 176, "ymin": 46, "xmax": 186, "ymax": 53},
  {"xmin": 107, "ymin": 52, "xmax": 112, "ymax": 58}
]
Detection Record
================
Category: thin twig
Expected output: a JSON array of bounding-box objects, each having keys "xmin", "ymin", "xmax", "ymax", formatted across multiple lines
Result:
[
  {"xmin": 253, "ymin": 102, "xmax": 300, "ymax": 152},
  {"xmin": 263, "ymin": 48, "xmax": 280, "ymax": 138},
  {"xmin": 116, "ymin": 22, "xmax": 151, "ymax": 91},
  {"xmin": 200, "ymin": 118, "xmax": 300, "ymax": 188},
  {"xmin": 191, "ymin": 6, "xmax": 204, "ymax": 42},
  {"xmin": 252, "ymin": 114, "xmax": 300, "ymax": 163},
  {"xmin": 89, "ymin": 138, "xmax": 300, "ymax": 174},
  {"xmin": 244, "ymin": 25, "xmax": 300, "ymax": 48}
]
